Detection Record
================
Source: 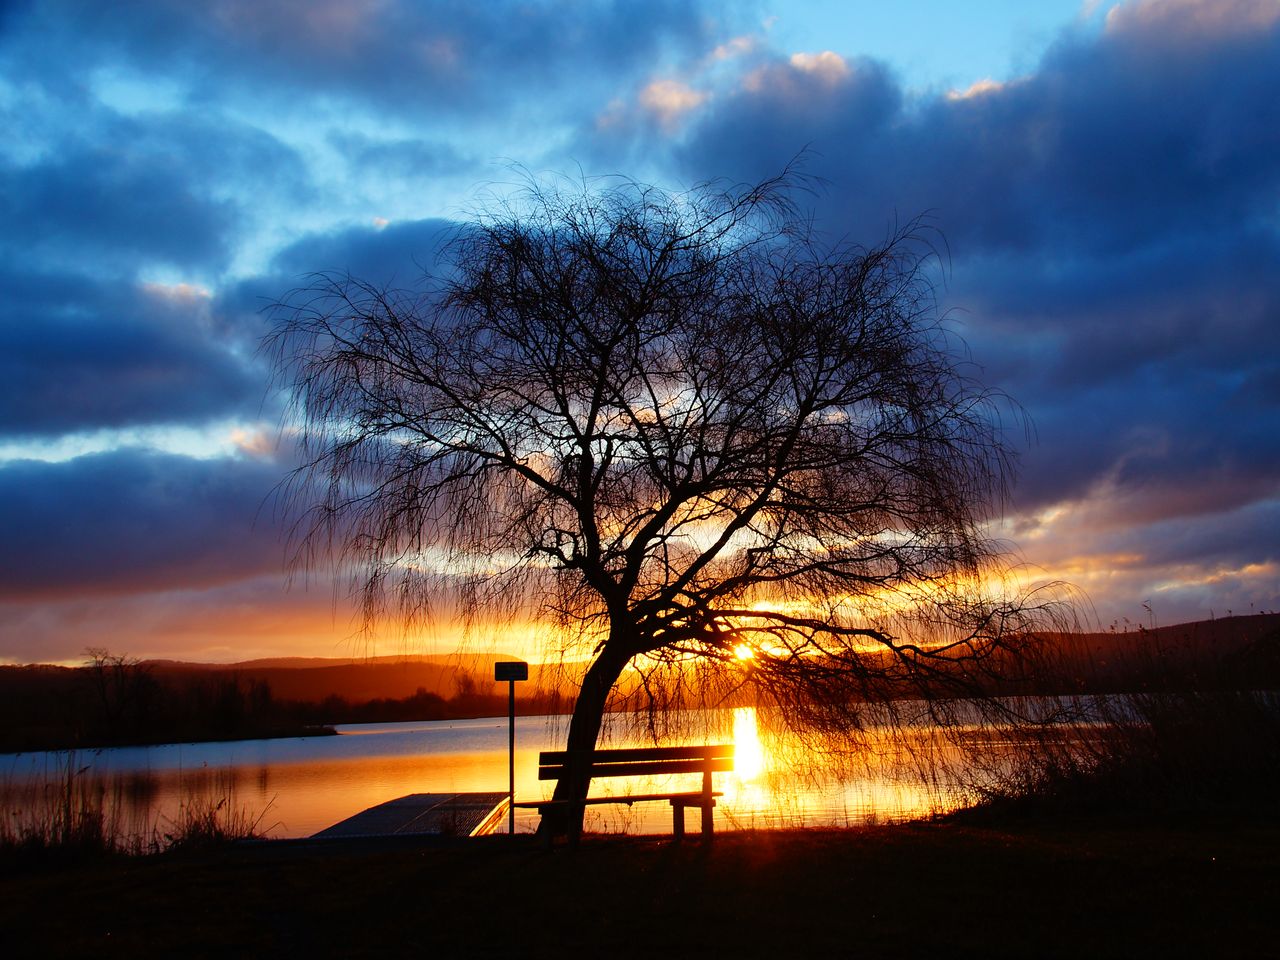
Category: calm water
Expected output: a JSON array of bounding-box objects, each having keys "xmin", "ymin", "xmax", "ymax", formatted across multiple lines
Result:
[{"xmin": 1, "ymin": 708, "xmax": 982, "ymax": 841}]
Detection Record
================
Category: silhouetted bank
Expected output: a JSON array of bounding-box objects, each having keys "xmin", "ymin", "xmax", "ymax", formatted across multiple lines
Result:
[
  {"xmin": 2, "ymin": 820, "xmax": 1276, "ymax": 958},
  {"xmin": 0, "ymin": 653, "xmax": 567, "ymax": 753}
]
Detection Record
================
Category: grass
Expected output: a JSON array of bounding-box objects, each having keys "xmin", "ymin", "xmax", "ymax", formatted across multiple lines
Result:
[
  {"xmin": 1, "ymin": 755, "xmax": 274, "ymax": 866},
  {"xmin": 0, "ymin": 820, "xmax": 1275, "ymax": 958},
  {"xmin": 158, "ymin": 792, "xmax": 278, "ymax": 853}
]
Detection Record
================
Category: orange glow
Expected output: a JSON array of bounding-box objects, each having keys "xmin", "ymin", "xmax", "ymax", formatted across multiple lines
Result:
[{"xmin": 733, "ymin": 643, "xmax": 755, "ymax": 661}]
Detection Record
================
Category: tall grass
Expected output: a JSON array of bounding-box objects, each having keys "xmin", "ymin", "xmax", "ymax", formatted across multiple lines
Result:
[
  {"xmin": 160, "ymin": 791, "xmax": 277, "ymax": 852},
  {"xmin": 1, "ymin": 754, "xmax": 275, "ymax": 864},
  {"xmin": 0, "ymin": 755, "xmax": 116, "ymax": 859}
]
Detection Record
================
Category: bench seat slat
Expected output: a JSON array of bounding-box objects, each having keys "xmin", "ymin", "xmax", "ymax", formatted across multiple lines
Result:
[
  {"xmin": 538, "ymin": 757, "xmax": 734, "ymax": 779},
  {"xmin": 539, "ymin": 745, "xmax": 733, "ymax": 764},
  {"xmin": 514, "ymin": 790, "xmax": 721, "ymax": 809}
]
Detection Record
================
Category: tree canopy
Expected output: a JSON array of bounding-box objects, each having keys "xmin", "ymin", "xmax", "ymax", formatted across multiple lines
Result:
[{"xmin": 270, "ymin": 171, "xmax": 1060, "ymax": 829}]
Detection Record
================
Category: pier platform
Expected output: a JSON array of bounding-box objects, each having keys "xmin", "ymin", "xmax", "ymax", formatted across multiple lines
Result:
[{"xmin": 312, "ymin": 792, "xmax": 509, "ymax": 840}]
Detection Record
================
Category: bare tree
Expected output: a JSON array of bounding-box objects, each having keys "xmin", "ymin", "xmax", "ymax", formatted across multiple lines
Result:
[{"xmin": 269, "ymin": 170, "xmax": 1059, "ymax": 833}]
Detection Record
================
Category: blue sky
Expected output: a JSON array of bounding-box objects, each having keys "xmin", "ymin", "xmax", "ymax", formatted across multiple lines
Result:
[{"xmin": 1, "ymin": 0, "xmax": 1277, "ymax": 663}]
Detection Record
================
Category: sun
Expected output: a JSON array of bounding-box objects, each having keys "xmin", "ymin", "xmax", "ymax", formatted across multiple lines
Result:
[{"xmin": 733, "ymin": 644, "xmax": 754, "ymax": 661}]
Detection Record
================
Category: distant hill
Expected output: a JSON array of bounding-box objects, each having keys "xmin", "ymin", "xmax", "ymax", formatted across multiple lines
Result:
[
  {"xmin": 99, "ymin": 612, "xmax": 1280, "ymax": 704},
  {"xmin": 139, "ymin": 653, "xmax": 581, "ymax": 703},
  {"xmin": 1025, "ymin": 613, "xmax": 1280, "ymax": 693}
]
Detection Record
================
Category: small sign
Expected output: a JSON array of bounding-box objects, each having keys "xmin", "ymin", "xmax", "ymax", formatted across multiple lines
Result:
[{"xmin": 494, "ymin": 661, "xmax": 529, "ymax": 682}]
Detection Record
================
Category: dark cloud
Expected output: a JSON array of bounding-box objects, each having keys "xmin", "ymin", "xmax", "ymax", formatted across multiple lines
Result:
[
  {"xmin": 267, "ymin": 217, "xmax": 460, "ymax": 288},
  {"xmin": 0, "ymin": 448, "xmax": 287, "ymax": 599},
  {"xmin": 964, "ymin": 230, "xmax": 1280, "ymax": 515},
  {"xmin": 326, "ymin": 133, "xmax": 473, "ymax": 182},
  {"xmin": 0, "ymin": 91, "xmax": 311, "ymax": 438},
  {"xmin": 0, "ymin": 102, "xmax": 311, "ymax": 276},
  {"xmin": 4, "ymin": 0, "xmax": 720, "ymax": 124},
  {"xmin": 0, "ymin": 268, "xmax": 265, "ymax": 437},
  {"xmin": 1016, "ymin": 493, "xmax": 1280, "ymax": 610},
  {"xmin": 208, "ymin": 217, "xmax": 464, "ymax": 350},
  {"xmin": 0, "ymin": 146, "xmax": 235, "ymax": 273}
]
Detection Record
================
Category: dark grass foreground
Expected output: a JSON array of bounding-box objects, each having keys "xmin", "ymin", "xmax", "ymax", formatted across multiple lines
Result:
[{"xmin": 3, "ymin": 819, "xmax": 1277, "ymax": 959}]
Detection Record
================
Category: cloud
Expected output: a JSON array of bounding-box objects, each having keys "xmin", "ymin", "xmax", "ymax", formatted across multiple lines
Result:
[
  {"xmin": 674, "ymin": 4, "xmax": 1280, "ymax": 253},
  {"xmin": 0, "ymin": 101, "xmax": 310, "ymax": 278},
  {"xmin": 0, "ymin": 567, "xmax": 465, "ymax": 664},
  {"xmin": 0, "ymin": 147, "xmax": 235, "ymax": 274},
  {"xmin": 786, "ymin": 51, "xmax": 850, "ymax": 85},
  {"xmin": 0, "ymin": 572, "xmax": 341, "ymax": 664},
  {"xmin": 264, "ymin": 216, "xmax": 461, "ymax": 290},
  {"xmin": 1, "ymin": 0, "xmax": 1277, "ymax": 655},
  {"xmin": 639, "ymin": 79, "xmax": 709, "ymax": 130},
  {"xmin": 0, "ymin": 269, "xmax": 266, "ymax": 437},
  {"xmin": 1104, "ymin": 0, "xmax": 1280, "ymax": 40},
  {"xmin": 627, "ymin": 0, "xmax": 1280, "ymax": 625},
  {"xmin": 5, "ymin": 0, "xmax": 720, "ymax": 124},
  {"xmin": 0, "ymin": 448, "xmax": 288, "ymax": 600},
  {"xmin": 326, "ymin": 132, "xmax": 473, "ymax": 182},
  {"xmin": 946, "ymin": 78, "xmax": 1004, "ymax": 100}
]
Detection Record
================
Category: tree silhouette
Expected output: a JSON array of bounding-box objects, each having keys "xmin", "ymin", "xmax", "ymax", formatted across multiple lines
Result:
[{"xmin": 270, "ymin": 170, "xmax": 1058, "ymax": 834}]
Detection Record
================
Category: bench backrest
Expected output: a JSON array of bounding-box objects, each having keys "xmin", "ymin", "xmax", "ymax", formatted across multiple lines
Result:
[{"xmin": 537, "ymin": 744, "xmax": 735, "ymax": 781}]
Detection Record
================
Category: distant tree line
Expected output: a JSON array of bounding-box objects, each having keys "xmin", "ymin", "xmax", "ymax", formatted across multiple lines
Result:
[{"xmin": 0, "ymin": 650, "xmax": 563, "ymax": 753}]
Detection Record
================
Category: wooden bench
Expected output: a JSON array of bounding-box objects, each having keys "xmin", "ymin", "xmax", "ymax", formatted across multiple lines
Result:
[{"xmin": 515, "ymin": 744, "xmax": 734, "ymax": 843}]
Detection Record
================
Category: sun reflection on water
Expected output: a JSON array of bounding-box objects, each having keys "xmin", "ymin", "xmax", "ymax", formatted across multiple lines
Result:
[{"xmin": 732, "ymin": 706, "xmax": 766, "ymax": 782}]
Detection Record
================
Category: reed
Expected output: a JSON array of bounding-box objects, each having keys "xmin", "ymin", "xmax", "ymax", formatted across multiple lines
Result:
[
  {"xmin": 160, "ymin": 790, "xmax": 277, "ymax": 852},
  {"xmin": 2, "ymin": 755, "xmax": 274, "ymax": 862}
]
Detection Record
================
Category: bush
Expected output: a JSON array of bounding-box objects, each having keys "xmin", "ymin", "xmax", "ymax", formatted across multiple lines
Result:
[{"xmin": 957, "ymin": 689, "xmax": 1280, "ymax": 822}]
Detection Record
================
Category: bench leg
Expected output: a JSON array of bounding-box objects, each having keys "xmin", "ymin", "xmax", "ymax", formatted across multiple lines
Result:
[
  {"xmin": 672, "ymin": 802, "xmax": 685, "ymax": 841},
  {"xmin": 701, "ymin": 802, "xmax": 713, "ymax": 839}
]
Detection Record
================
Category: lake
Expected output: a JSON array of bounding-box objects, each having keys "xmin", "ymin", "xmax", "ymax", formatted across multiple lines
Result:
[{"xmin": 1, "ymin": 706, "xmax": 988, "ymax": 842}]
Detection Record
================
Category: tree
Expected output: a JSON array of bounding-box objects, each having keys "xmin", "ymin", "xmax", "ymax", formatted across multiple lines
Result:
[{"xmin": 269, "ymin": 170, "xmax": 1058, "ymax": 834}]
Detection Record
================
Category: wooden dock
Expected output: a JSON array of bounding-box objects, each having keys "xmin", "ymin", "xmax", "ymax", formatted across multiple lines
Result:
[{"xmin": 312, "ymin": 793, "xmax": 509, "ymax": 840}]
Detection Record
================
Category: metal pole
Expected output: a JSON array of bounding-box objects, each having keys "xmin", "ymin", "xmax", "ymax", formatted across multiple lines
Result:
[
  {"xmin": 494, "ymin": 661, "xmax": 526, "ymax": 836},
  {"xmin": 508, "ymin": 677, "xmax": 516, "ymax": 835}
]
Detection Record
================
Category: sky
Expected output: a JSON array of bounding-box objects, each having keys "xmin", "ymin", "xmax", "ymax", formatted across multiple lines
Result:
[{"xmin": 1, "ymin": 0, "xmax": 1278, "ymax": 664}]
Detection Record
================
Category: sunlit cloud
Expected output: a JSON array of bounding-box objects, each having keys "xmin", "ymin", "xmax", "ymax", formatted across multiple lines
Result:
[
  {"xmin": 140, "ymin": 280, "xmax": 213, "ymax": 304},
  {"xmin": 639, "ymin": 78, "xmax": 709, "ymax": 130},
  {"xmin": 787, "ymin": 51, "xmax": 850, "ymax": 85},
  {"xmin": 0, "ymin": 421, "xmax": 268, "ymax": 465},
  {"xmin": 1105, "ymin": 0, "xmax": 1280, "ymax": 37},
  {"xmin": 946, "ymin": 77, "xmax": 1005, "ymax": 100},
  {"xmin": 710, "ymin": 35, "xmax": 757, "ymax": 62},
  {"xmin": 229, "ymin": 426, "xmax": 277, "ymax": 459}
]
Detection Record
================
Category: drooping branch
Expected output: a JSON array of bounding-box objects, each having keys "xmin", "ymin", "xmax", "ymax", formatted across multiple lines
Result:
[{"xmin": 269, "ymin": 167, "xmax": 1069, "ymax": 829}]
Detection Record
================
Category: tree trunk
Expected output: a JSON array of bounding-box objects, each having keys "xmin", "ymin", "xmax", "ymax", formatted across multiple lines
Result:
[{"xmin": 540, "ymin": 643, "xmax": 631, "ymax": 841}]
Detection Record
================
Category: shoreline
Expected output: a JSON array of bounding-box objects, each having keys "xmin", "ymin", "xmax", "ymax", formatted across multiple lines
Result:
[{"xmin": 0, "ymin": 724, "xmax": 338, "ymax": 756}]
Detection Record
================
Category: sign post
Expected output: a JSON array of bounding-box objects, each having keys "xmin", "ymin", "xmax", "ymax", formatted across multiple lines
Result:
[{"xmin": 493, "ymin": 661, "xmax": 528, "ymax": 835}]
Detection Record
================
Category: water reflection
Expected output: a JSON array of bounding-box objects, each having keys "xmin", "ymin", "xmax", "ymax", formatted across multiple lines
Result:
[
  {"xmin": 1, "ymin": 709, "xmax": 1024, "ymax": 844},
  {"xmin": 732, "ymin": 707, "xmax": 765, "ymax": 782}
]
